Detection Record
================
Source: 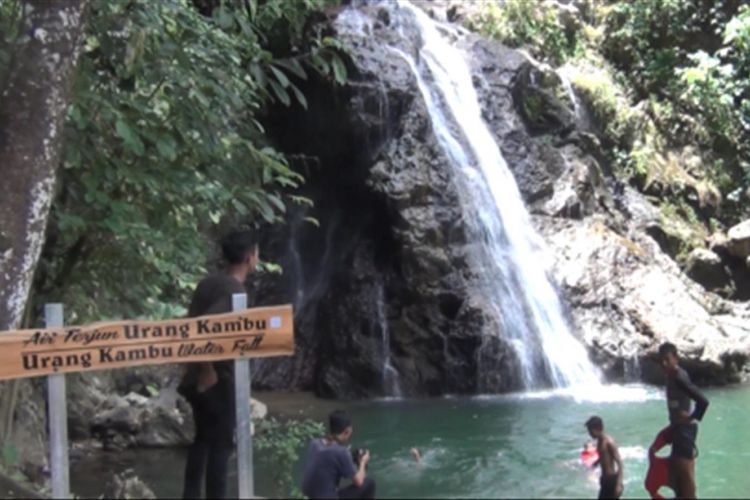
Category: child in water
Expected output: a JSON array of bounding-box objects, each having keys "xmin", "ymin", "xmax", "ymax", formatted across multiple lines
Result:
[{"xmin": 585, "ymin": 416, "xmax": 624, "ymax": 499}]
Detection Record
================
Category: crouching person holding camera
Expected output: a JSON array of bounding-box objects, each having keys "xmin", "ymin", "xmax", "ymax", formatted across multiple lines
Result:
[{"xmin": 302, "ymin": 410, "xmax": 376, "ymax": 499}]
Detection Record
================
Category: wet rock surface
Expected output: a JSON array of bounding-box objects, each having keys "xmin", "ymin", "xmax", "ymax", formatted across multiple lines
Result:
[
  {"xmin": 248, "ymin": 2, "xmax": 750, "ymax": 396},
  {"xmin": 727, "ymin": 219, "xmax": 750, "ymax": 258},
  {"xmin": 536, "ymin": 215, "xmax": 750, "ymax": 384},
  {"xmin": 253, "ymin": 3, "xmax": 535, "ymax": 397},
  {"xmin": 90, "ymin": 390, "xmax": 192, "ymax": 450},
  {"xmin": 684, "ymin": 248, "xmax": 732, "ymax": 294},
  {"xmin": 62, "ymin": 2, "xmax": 750, "ymax": 412},
  {"xmin": 77, "ymin": 365, "xmax": 270, "ymax": 450},
  {"xmin": 102, "ymin": 469, "xmax": 157, "ymax": 499}
]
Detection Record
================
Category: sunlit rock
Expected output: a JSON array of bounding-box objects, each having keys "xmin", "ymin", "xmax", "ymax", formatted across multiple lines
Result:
[{"xmin": 727, "ymin": 219, "xmax": 750, "ymax": 258}]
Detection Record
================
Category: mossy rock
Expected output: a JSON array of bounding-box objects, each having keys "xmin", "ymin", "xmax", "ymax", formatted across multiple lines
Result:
[{"xmin": 512, "ymin": 63, "xmax": 575, "ymax": 136}]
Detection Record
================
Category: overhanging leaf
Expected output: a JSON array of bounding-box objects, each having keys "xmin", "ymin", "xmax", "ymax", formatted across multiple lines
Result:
[
  {"xmin": 290, "ymin": 83, "xmax": 308, "ymax": 110},
  {"xmin": 275, "ymin": 58, "xmax": 307, "ymax": 80},
  {"xmin": 268, "ymin": 78, "xmax": 291, "ymax": 106},
  {"xmin": 331, "ymin": 55, "xmax": 347, "ymax": 84},
  {"xmin": 269, "ymin": 65, "xmax": 291, "ymax": 88}
]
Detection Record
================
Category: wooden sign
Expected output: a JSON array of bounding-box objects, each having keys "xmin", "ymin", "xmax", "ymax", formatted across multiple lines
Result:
[{"xmin": 0, "ymin": 305, "xmax": 294, "ymax": 381}]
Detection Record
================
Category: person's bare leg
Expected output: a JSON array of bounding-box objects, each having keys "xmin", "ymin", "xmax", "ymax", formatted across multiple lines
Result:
[
  {"xmin": 672, "ymin": 458, "xmax": 696, "ymax": 499},
  {"xmin": 682, "ymin": 458, "xmax": 696, "ymax": 499},
  {"xmin": 670, "ymin": 458, "xmax": 683, "ymax": 497}
]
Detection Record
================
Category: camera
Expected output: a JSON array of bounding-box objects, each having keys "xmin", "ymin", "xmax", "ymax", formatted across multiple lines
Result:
[{"xmin": 351, "ymin": 448, "xmax": 368, "ymax": 468}]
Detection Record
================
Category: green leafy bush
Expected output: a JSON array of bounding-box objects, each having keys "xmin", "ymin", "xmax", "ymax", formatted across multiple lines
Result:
[
  {"xmin": 466, "ymin": 0, "xmax": 578, "ymax": 64},
  {"xmin": 24, "ymin": 0, "xmax": 346, "ymax": 322},
  {"xmin": 676, "ymin": 6, "xmax": 750, "ymax": 182},
  {"xmin": 602, "ymin": 0, "xmax": 750, "ymax": 208},
  {"xmin": 255, "ymin": 417, "xmax": 325, "ymax": 498}
]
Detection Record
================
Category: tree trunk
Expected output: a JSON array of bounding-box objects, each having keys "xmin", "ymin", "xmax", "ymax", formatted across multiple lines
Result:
[
  {"xmin": 0, "ymin": 0, "xmax": 87, "ymax": 330},
  {"xmin": 0, "ymin": 0, "xmax": 88, "ymax": 478}
]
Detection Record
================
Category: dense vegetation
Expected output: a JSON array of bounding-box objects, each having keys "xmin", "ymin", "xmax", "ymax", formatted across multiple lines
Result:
[
  {"xmin": 466, "ymin": 0, "xmax": 750, "ymax": 262},
  {"xmin": 2, "ymin": 0, "xmax": 345, "ymax": 324},
  {"xmin": 3, "ymin": 0, "xmax": 745, "ymax": 322},
  {"xmin": 255, "ymin": 417, "xmax": 325, "ymax": 497},
  {"xmin": 0, "ymin": 0, "xmax": 342, "ymax": 489}
]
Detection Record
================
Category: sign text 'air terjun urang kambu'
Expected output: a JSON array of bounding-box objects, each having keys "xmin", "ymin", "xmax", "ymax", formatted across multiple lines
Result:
[{"xmin": 0, "ymin": 305, "xmax": 293, "ymax": 380}]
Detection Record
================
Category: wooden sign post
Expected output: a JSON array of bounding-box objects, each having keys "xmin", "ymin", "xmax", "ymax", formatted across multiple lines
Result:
[
  {"xmin": 45, "ymin": 304, "xmax": 69, "ymax": 500},
  {"xmin": 1, "ymin": 297, "xmax": 293, "ymax": 499},
  {"xmin": 233, "ymin": 293, "xmax": 254, "ymax": 499}
]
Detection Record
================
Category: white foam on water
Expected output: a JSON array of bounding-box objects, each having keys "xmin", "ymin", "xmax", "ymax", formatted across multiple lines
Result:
[
  {"xmin": 475, "ymin": 384, "xmax": 662, "ymax": 403},
  {"xmin": 619, "ymin": 445, "xmax": 647, "ymax": 461}
]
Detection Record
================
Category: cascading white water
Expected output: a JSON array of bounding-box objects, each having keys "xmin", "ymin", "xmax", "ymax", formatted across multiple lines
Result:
[
  {"xmin": 376, "ymin": 281, "xmax": 403, "ymax": 398},
  {"xmin": 386, "ymin": 1, "xmax": 601, "ymax": 389},
  {"xmin": 557, "ymin": 68, "xmax": 581, "ymax": 121}
]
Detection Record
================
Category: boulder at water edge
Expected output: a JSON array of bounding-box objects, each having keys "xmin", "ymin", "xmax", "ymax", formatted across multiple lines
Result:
[
  {"xmin": 102, "ymin": 469, "xmax": 156, "ymax": 499},
  {"xmin": 727, "ymin": 219, "xmax": 750, "ymax": 258},
  {"xmin": 685, "ymin": 248, "xmax": 732, "ymax": 293}
]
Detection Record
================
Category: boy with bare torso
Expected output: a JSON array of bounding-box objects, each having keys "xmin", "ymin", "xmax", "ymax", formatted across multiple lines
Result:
[{"xmin": 585, "ymin": 416, "xmax": 624, "ymax": 499}]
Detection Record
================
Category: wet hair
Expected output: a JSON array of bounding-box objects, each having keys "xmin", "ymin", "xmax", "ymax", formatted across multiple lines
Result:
[
  {"xmin": 585, "ymin": 416, "xmax": 604, "ymax": 431},
  {"xmin": 658, "ymin": 342, "xmax": 678, "ymax": 359},
  {"xmin": 329, "ymin": 410, "xmax": 352, "ymax": 436},
  {"xmin": 220, "ymin": 230, "xmax": 258, "ymax": 265}
]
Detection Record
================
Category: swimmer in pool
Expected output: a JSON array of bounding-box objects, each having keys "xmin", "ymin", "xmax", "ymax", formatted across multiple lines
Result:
[{"xmin": 410, "ymin": 448, "xmax": 422, "ymax": 464}]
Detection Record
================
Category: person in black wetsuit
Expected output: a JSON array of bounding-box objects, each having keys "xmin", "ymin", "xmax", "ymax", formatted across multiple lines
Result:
[
  {"xmin": 179, "ymin": 230, "xmax": 259, "ymax": 499},
  {"xmin": 658, "ymin": 342, "xmax": 709, "ymax": 500}
]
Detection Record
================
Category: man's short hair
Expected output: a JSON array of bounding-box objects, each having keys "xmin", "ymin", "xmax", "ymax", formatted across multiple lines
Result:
[
  {"xmin": 585, "ymin": 416, "xmax": 603, "ymax": 431},
  {"xmin": 658, "ymin": 342, "xmax": 678, "ymax": 359},
  {"xmin": 221, "ymin": 230, "xmax": 258, "ymax": 265},
  {"xmin": 329, "ymin": 410, "xmax": 352, "ymax": 436}
]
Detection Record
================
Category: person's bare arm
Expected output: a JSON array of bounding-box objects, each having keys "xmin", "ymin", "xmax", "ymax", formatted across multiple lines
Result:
[{"xmin": 352, "ymin": 450, "xmax": 370, "ymax": 487}]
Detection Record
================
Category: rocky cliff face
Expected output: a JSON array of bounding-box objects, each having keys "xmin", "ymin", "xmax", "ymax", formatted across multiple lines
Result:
[{"xmin": 251, "ymin": 2, "xmax": 749, "ymax": 397}]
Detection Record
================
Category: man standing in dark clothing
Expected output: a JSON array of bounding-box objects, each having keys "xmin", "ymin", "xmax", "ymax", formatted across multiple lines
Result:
[
  {"xmin": 658, "ymin": 342, "xmax": 709, "ymax": 500},
  {"xmin": 180, "ymin": 230, "xmax": 259, "ymax": 499},
  {"xmin": 302, "ymin": 410, "xmax": 376, "ymax": 499}
]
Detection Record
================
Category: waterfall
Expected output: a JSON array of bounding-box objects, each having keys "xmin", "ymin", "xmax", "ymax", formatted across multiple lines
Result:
[
  {"xmin": 623, "ymin": 342, "xmax": 642, "ymax": 382},
  {"xmin": 376, "ymin": 281, "xmax": 403, "ymax": 398},
  {"xmin": 557, "ymin": 67, "xmax": 581, "ymax": 121},
  {"xmin": 385, "ymin": 1, "xmax": 602, "ymax": 389},
  {"xmin": 624, "ymin": 355, "xmax": 642, "ymax": 383},
  {"xmin": 558, "ymin": 64, "xmax": 593, "ymax": 131}
]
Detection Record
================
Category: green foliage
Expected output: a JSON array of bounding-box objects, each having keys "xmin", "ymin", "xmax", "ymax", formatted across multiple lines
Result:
[
  {"xmin": 658, "ymin": 197, "xmax": 709, "ymax": 262},
  {"xmin": 466, "ymin": 0, "xmax": 578, "ymax": 64},
  {"xmin": 601, "ymin": 0, "xmax": 750, "ymax": 206},
  {"xmin": 26, "ymin": 0, "xmax": 345, "ymax": 322},
  {"xmin": 0, "ymin": 0, "xmax": 23, "ymax": 83},
  {"xmin": 462, "ymin": 0, "xmax": 750, "ymax": 256},
  {"xmin": 675, "ymin": 6, "xmax": 750, "ymax": 178},
  {"xmin": 255, "ymin": 417, "xmax": 325, "ymax": 498},
  {"xmin": 602, "ymin": 0, "xmax": 699, "ymax": 95},
  {"xmin": 566, "ymin": 61, "xmax": 638, "ymax": 147}
]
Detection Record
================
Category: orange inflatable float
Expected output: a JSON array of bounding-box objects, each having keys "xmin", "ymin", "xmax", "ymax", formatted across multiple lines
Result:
[
  {"xmin": 580, "ymin": 446, "xmax": 599, "ymax": 468},
  {"xmin": 645, "ymin": 426, "xmax": 674, "ymax": 499}
]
